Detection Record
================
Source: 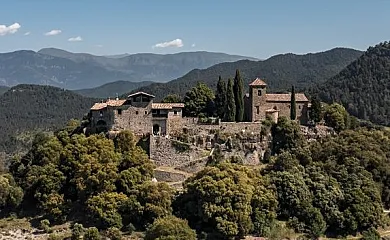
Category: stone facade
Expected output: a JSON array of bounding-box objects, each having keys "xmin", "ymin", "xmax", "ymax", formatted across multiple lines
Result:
[
  {"xmin": 88, "ymin": 92, "xmax": 184, "ymax": 136},
  {"xmin": 246, "ymin": 78, "xmax": 310, "ymax": 124}
]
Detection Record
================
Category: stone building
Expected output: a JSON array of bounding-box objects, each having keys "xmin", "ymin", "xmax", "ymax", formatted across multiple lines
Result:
[
  {"xmin": 89, "ymin": 92, "xmax": 184, "ymax": 136},
  {"xmin": 245, "ymin": 78, "xmax": 309, "ymax": 124},
  {"xmin": 88, "ymin": 77, "xmax": 310, "ymax": 137}
]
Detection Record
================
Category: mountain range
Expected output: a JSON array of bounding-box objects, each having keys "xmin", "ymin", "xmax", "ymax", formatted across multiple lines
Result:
[
  {"xmin": 0, "ymin": 48, "xmax": 256, "ymax": 89},
  {"xmin": 316, "ymin": 42, "xmax": 390, "ymax": 126},
  {"xmin": 128, "ymin": 48, "xmax": 363, "ymax": 100}
]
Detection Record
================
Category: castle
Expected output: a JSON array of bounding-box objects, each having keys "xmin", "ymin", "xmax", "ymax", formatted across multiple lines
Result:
[{"xmin": 88, "ymin": 78, "xmax": 310, "ymax": 136}]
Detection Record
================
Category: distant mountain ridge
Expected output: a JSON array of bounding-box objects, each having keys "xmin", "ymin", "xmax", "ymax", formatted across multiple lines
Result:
[
  {"xmin": 128, "ymin": 48, "xmax": 363, "ymax": 100},
  {"xmin": 74, "ymin": 80, "xmax": 153, "ymax": 98},
  {"xmin": 0, "ymin": 48, "xmax": 256, "ymax": 89}
]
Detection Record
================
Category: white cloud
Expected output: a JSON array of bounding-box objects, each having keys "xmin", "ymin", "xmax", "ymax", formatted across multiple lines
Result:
[
  {"xmin": 153, "ymin": 38, "xmax": 183, "ymax": 48},
  {"xmin": 68, "ymin": 36, "xmax": 83, "ymax": 42},
  {"xmin": 95, "ymin": 44, "xmax": 103, "ymax": 48},
  {"xmin": 24, "ymin": 32, "xmax": 31, "ymax": 36},
  {"xmin": 191, "ymin": 43, "xmax": 196, "ymax": 47},
  {"xmin": 0, "ymin": 23, "xmax": 21, "ymax": 36},
  {"xmin": 45, "ymin": 29, "xmax": 62, "ymax": 36}
]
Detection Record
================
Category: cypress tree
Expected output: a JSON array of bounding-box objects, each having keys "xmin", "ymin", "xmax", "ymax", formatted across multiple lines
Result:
[
  {"xmin": 215, "ymin": 76, "xmax": 227, "ymax": 119},
  {"xmin": 290, "ymin": 85, "xmax": 296, "ymax": 120},
  {"xmin": 233, "ymin": 69, "xmax": 244, "ymax": 122},
  {"xmin": 226, "ymin": 78, "xmax": 236, "ymax": 122}
]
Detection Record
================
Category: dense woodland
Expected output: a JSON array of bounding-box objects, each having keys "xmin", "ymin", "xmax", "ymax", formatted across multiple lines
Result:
[
  {"xmin": 0, "ymin": 104, "xmax": 389, "ymax": 239},
  {"xmin": 130, "ymin": 48, "xmax": 362, "ymax": 100},
  {"xmin": 315, "ymin": 42, "xmax": 390, "ymax": 126},
  {"xmin": 0, "ymin": 85, "xmax": 96, "ymax": 153}
]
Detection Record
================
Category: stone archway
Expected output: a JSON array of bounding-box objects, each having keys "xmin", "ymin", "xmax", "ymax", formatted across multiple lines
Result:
[{"xmin": 153, "ymin": 124, "xmax": 160, "ymax": 135}]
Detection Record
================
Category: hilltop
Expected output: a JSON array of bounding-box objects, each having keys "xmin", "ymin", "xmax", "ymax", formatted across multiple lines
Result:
[
  {"xmin": 316, "ymin": 41, "xmax": 390, "ymax": 126},
  {"xmin": 0, "ymin": 84, "xmax": 96, "ymax": 153},
  {"xmin": 74, "ymin": 80, "xmax": 153, "ymax": 98},
  {"xmin": 129, "ymin": 48, "xmax": 363, "ymax": 100}
]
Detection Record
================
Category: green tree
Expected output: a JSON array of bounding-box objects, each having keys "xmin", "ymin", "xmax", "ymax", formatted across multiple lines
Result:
[
  {"xmin": 86, "ymin": 192, "xmax": 128, "ymax": 229},
  {"xmin": 121, "ymin": 182, "xmax": 174, "ymax": 229},
  {"xmin": 183, "ymin": 82, "xmax": 215, "ymax": 117},
  {"xmin": 145, "ymin": 215, "xmax": 197, "ymax": 240},
  {"xmin": 290, "ymin": 86, "xmax": 296, "ymax": 120},
  {"xmin": 162, "ymin": 94, "xmax": 182, "ymax": 103},
  {"xmin": 175, "ymin": 163, "xmax": 277, "ymax": 239},
  {"xmin": 323, "ymin": 103, "xmax": 350, "ymax": 132},
  {"xmin": 233, "ymin": 69, "xmax": 244, "ymax": 122},
  {"xmin": 226, "ymin": 78, "xmax": 236, "ymax": 122},
  {"xmin": 309, "ymin": 96, "xmax": 322, "ymax": 123},
  {"xmin": 84, "ymin": 227, "xmax": 101, "ymax": 240},
  {"xmin": 215, "ymin": 76, "xmax": 227, "ymax": 120},
  {"xmin": 0, "ymin": 173, "xmax": 23, "ymax": 210},
  {"xmin": 271, "ymin": 116, "xmax": 305, "ymax": 155}
]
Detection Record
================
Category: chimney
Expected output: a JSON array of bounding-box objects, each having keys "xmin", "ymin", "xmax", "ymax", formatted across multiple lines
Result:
[{"xmin": 115, "ymin": 93, "xmax": 119, "ymax": 101}]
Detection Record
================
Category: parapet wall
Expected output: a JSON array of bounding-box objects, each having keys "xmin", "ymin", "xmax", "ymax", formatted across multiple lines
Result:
[{"xmin": 181, "ymin": 118, "xmax": 262, "ymax": 136}]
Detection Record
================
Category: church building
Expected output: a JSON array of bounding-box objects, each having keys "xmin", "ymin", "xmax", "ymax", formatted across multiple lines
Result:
[{"xmin": 245, "ymin": 78, "xmax": 309, "ymax": 124}]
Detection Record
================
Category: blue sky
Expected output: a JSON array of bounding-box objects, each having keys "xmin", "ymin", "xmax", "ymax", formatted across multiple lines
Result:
[{"xmin": 0, "ymin": 0, "xmax": 389, "ymax": 58}]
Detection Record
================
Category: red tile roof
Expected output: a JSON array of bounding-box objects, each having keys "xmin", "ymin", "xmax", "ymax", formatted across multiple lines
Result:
[
  {"xmin": 266, "ymin": 93, "xmax": 309, "ymax": 102},
  {"xmin": 106, "ymin": 99, "xmax": 126, "ymax": 107},
  {"xmin": 152, "ymin": 103, "xmax": 184, "ymax": 109},
  {"xmin": 249, "ymin": 78, "xmax": 267, "ymax": 86},
  {"xmin": 90, "ymin": 102, "xmax": 107, "ymax": 110}
]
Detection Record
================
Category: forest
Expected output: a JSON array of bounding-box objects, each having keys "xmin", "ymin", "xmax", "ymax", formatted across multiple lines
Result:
[
  {"xmin": 315, "ymin": 42, "xmax": 390, "ymax": 126},
  {"xmin": 0, "ymin": 99, "xmax": 389, "ymax": 239}
]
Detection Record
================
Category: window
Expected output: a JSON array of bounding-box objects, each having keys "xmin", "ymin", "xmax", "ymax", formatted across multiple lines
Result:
[
  {"xmin": 299, "ymin": 105, "xmax": 301, "ymax": 109},
  {"xmin": 145, "ymin": 111, "xmax": 148, "ymax": 115},
  {"xmin": 256, "ymin": 106, "xmax": 260, "ymax": 114},
  {"xmin": 174, "ymin": 110, "xmax": 178, "ymax": 115},
  {"xmin": 258, "ymin": 89, "xmax": 262, "ymax": 96},
  {"xmin": 136, "ymin": 111, "xmax": 139, "ymax": 115},
  {"xmin": 117, "ymin": 109, "xmax": 122, "ymax": 115}
]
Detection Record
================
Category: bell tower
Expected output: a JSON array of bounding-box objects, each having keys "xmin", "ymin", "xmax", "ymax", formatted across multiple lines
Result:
[{"xmin": 249, "ymin": 78, "xmax": 267, "ymax": 122}]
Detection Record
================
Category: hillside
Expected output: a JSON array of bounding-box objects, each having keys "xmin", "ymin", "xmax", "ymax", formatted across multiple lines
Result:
[
  {"xmin": 129, "ymin": 48, "xmax": 363, "ymax": 100},
  {"xmin": 74, "ymin": 80, "xmax": 153, "ymax": 98},
  {"xmin": 316, "ymin": 42, "xmax": 390, "ymax": 126},
  {"xmin": 0, "ymin": 85, "xmax": 96, "ymax": 153}
]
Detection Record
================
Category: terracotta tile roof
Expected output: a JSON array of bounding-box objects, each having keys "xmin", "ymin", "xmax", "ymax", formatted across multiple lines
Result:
[
  {"xmin": 90, "ymin": 102, "xmax": 107, "ymax": 110},
  {"xmin": 249, "ymin": 78, "xmax": 267, "ymax": 86},
  {"xmin": 266, "ymin": 93, "xmax": 309, "ymax": 102},
  {"xmin": 152, "ymin": 103, "xmax": 185, "ymax": 109},
  {"xmin": 128, "ymin": 91, "xmax": 155, "ymax": 98},
  {"xmin": 106, "ymin": 99, "xmax": 126, "ymax": 107}
]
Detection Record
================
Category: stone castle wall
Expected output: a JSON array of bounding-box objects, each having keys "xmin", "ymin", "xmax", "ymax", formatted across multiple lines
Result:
[{"xmin": 150, "ymin": 136, "xmax": 210, "ymax": 167}]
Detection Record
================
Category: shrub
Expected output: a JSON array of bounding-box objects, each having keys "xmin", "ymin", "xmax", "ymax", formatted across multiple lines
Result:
[
  {"xmin": 123, "ymin": 223, "xmax": 136, "ymax": 234},
  {"xmin": 71, "ymin": 223, "xmax": 85, "ymax": 240},
  {"xmin": 144, "ymin": 215, "xmax": 196, "ymax": 240},
  {"xmin": 39, "ymin": 219, "xmax": 52, "ymax": 233},
  {"xmin": 84, "ymin": 227, "xmax": 101, "ymax": 240},
  {"xmin": 105, "ymin": 227, "xmax": 122, "ymax": 240}
]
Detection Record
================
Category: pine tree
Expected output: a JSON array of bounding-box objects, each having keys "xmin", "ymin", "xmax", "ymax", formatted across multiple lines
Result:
[
  {"xmin": 215, "ymin": 76, "xmax": 227, "ymax": 120},
  {"xmin": 226, "ymin": 78, "xmax": 236, "ymax": 122},
  {"xmin": 233, "ymin": 69, "xmax": 244, "ymax": 122},
  {"xmin": 290, "ymin": 85, "xmax": 296, "ymax": 120}
]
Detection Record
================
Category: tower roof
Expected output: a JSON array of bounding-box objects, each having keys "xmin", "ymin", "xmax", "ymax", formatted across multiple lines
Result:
[{"xmin": 249, "ymin": 78, "xmax": 267, "ymax": 86}]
